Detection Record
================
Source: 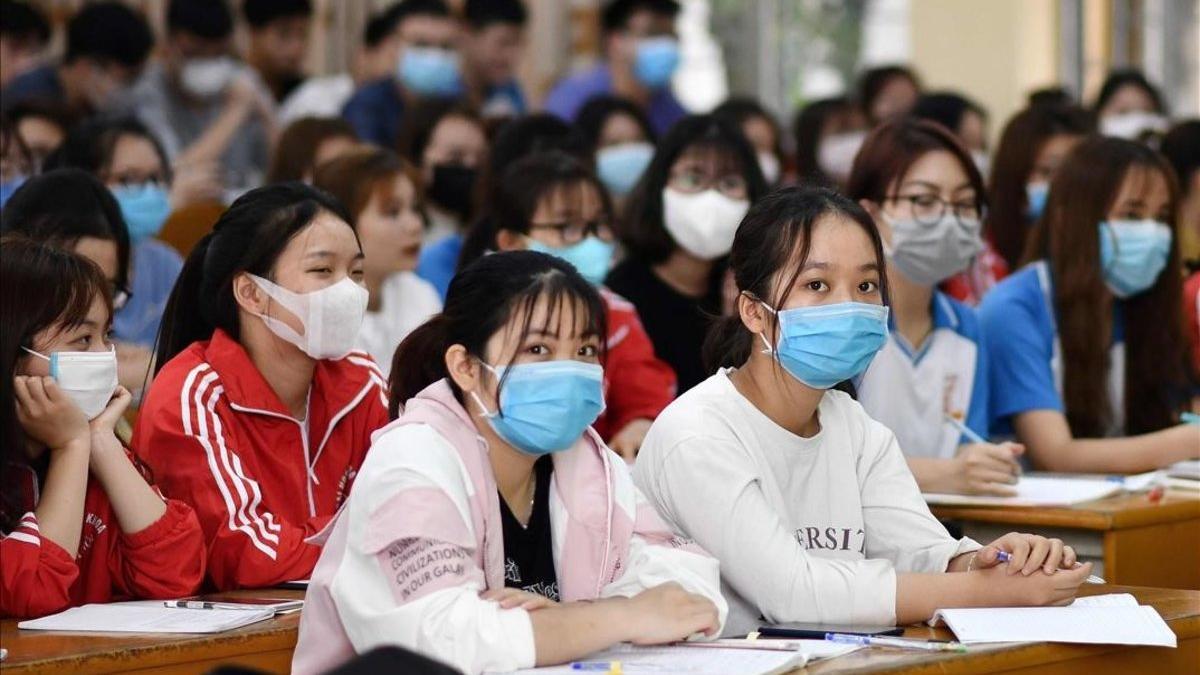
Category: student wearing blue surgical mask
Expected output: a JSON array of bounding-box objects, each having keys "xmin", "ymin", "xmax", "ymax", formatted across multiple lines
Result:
[
  {"xmin": 986, "ymin": 104, "xmax": 1092, "ymax": 271},
  {"xmin": 459, "ymin": 151, "xmax": 677, "ymax": 460},
  {"xmin": 0, "ymin": 236, "xmax": 204, "ymax": 619},
  {"xmin": 982, "ymin": 137, "xmax": 1199, "ymax": 472},
  {"xmin": 635, "ymin": 186, "xmax": 1092, "ymax": 638},
  {"xmin": 544, "ymin": 0, "xmax": 685, "ymax": 136},
  {"xmin": 576, "ymin": 95, "xmax": 657, "ymax": 208},
  {"xmin": 342, "ymin": 0, "xmax": 464, "ymax": 148},
  {"xmin": 44, "ymin": 118, "xmax": 190, "ymax": 355},
  {"xmin": 291, "ymin": 251, "xmax": 725, "ymax": 674},
  {"xmin": 846, "ymin": 119, "xmax": 1021, "ymax": 496}
]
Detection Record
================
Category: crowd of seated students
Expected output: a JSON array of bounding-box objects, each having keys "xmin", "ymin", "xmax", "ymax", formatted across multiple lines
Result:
[{"xmin": 1, "ymin": 0, "xmax": 1198, "ymax": 673}]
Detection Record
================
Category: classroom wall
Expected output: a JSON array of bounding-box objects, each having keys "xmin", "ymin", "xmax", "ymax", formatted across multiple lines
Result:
[{"xmin": 909, "ymin": 0, "xmax": 1059, "ymax": 145}]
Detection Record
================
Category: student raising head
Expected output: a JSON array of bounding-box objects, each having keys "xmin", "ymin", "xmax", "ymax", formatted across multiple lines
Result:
[
  {"xmin": 292, "ymin": 250, "xmax": 725, "ymax": 675},
  {"xmin": 635, "ymin": 186, "xmax": 1092, "ymax": 637},
  {"xmin": 0, "ymin": 236, "xmax": 204, "ymax": 619},
  {"xmin": 607, "ymin": 114, "xmax": 768, "ymax": 393},
  {"xmin": 846, "ymin": 118, "xmax": 1020, "ymax": 496},
  {"xmin": 986, "ymin": 104, "xmax": 1092, "ymax": 270},
  {"xmin": 458, "ymin": 151, "xmax": 676, "ymax": 459},
  {"xmin": 313, "ymin": 146, "xmax": 442, "ymax": 376},
  {"xmin": 981, "ymin": 137, "xmax": 1199, "ymax": 471},
  {"xmin": 135, "ymin": 183, "xmax": 389, "ymax": 590}
]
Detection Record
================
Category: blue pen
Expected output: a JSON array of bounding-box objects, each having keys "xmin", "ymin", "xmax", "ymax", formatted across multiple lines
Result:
[
  {"xmin": 825, "ymin": 632, "xmax": 966, "ymax": 653},
  {"xmin": 993, "ymin": 550, "xmax": 1106, "ymax": 584},
  {"xmin": 570, "ymin": 661, "xmax": 621, "ymax": 672},
  {"xmin": 943, "ymin": 413, "xmax": 986, "ymax": 444}
]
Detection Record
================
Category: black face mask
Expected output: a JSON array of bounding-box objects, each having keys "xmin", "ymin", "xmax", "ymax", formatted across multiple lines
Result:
[{"xmin": 428, "ymin": 164, "xmax": 477, "ymax": 218}]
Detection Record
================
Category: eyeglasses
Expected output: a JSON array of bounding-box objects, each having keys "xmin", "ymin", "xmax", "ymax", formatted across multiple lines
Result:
[
  {"xmin": 667, "ymin": 169, "xmax": 748, "ymax": 198},
  {"xmin": 885, "ymin": 194, "xmax": 983, "ymax": 226},
  {"xmin": 529, "ymin": 219, "xmax": 614, "ymax": 246},
  {"xmin": 111, "ymin": 285, "xmax": 131, "ymax": 310}
]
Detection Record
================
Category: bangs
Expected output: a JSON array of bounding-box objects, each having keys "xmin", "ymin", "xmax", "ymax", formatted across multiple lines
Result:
[
  {"xmin": 54, "ymin": 254, "xmax": 112, "ymax": 333},
  {"xmin": 678, "ymin": 138, "xmax": 749, "ymax": 177},
  {"xmin": 509, "ymin": 271, "xmax": 605, "ymax": 345}
]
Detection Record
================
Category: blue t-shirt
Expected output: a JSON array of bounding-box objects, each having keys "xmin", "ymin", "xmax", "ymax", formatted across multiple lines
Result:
[
  {"xmin": 856, "ymin": 291, "xmax": 989, "ymax": 459},
  {"xmin": 542, "ymin": 64, "xmax": 686, "ymax": 136},
  {"xmin": 979, "ymin": 261, "xmax": 1126, "ymax": 437},
  {"xmin": 113, "ymin": 239, "xmax": 184, "ymax": 347},
  {"xmin": 482, "ymin": 80, "xmax": 527, "ymax": 117},
  {"xmin": 342, "ymin": 78, "xmax": 407, "ymax": 148},
  {"xmin": 416, "ymin": 234, "xmax": 463, "ymax": 301},
  {"xmin": 1, "ymin": 64, "xmax": 65, "ymax": 112}
]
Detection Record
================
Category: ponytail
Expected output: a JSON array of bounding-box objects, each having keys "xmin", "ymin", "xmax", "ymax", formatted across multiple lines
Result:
[
  {"xmin": 155, "ymin": 233, "xmax": 215, "ymax": 372},
  {"xmin": 389, "ymin": 314, "xmax": 451, "ymax": 418},
  {"xmin": 703, "ymin": 314, "xmax": 754, "ymax": 374}
]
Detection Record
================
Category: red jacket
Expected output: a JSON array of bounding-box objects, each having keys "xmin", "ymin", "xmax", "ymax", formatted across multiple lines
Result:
[
  {"xmin": 593, "ymin": 288, "xmax": 677, "ymax": 440},
  {"xmin": 134, "ymin": 329, "xmax": 389, "ymax": 591},
  {"xmin": 942, "ymin": 239, "xmax": 1010, "ymax": 307},
  {"xmin": 0, "ymin": 461, "xmax": 205, "ymax": 619},
  {"xmin": 1185, "ymin": 271, "xmax": 1200, "ymax": 374}
]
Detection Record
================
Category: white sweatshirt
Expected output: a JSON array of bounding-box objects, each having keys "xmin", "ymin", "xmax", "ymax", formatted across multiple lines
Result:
[
  {"xmin": 634, "ymin": 369, "xmax": 979, "ymax": 636},
  {"xmin": 356, "ymin": 272, "xmax": 442, "ymax": 377}
]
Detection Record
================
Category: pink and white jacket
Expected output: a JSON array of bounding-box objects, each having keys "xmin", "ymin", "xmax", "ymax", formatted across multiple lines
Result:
[{"xmin": 291, "ymin": 379, "xmax": 727, "ymax": 675}]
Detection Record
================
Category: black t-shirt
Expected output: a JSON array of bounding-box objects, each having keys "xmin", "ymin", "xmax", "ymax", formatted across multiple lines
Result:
[
  {"xmin": 499, "ymin": 455, "xmax": 559, "ymax": 600},
  {"xmin": 605, "ymin": 256, "xmax": 725, "ymax": 394}
]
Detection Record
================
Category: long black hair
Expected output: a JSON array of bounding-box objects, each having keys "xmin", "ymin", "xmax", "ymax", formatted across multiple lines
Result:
[
  {"xmin": 704, "ymin": 186, "xmax": 891, "ymax": 373},
  {"xmin": 458, "ymin": 151, "xmax": 614, "ymax": 268},
  {"xmin": 0, "ymin": 235, "xmax": 112, "ymax": 533},
  {"xmin": 389, "ymin": 250, "xmax": 607, "ymax": 418},
  {"xmin": 154, "ymin": 182, "xmax": 352, "ymax": 371},
  {"xmin": 43, "ymin": 116, "xmax": 171, "ymax": 183},
  {"xmin": 619, "ymin": 114, "xmax": 768, "ymax": 264}
]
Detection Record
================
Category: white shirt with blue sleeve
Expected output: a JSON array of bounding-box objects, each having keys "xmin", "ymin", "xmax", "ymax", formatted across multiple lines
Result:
[
  {"xmin": 856, "ymin": 291, "xmax": 989, "ymax": 460},
  {"xmin": 979, "ymin": 261, "xmax": 1125, "ymax": 437}
]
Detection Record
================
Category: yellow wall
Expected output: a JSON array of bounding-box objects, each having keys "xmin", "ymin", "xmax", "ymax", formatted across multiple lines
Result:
[{"xmin": 910, "ymin": 0, "xmax": 1060, "ymax": 144}]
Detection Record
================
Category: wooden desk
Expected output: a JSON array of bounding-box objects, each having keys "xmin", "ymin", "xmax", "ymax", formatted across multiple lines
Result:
[
  {"xmin": 932, "ymin": 492, "xmax": 1200, "ymax": 590},
  {"xmin": 3, "ymin": 587, "xmax": 1196, "ymax": 674},
  {"xmin": 0, "ymin": 590, "xmax": 303, "ymax": 674},
  {"xmin": 800, "ymin": 585, "xmax": 1200, "ymax": 674}
]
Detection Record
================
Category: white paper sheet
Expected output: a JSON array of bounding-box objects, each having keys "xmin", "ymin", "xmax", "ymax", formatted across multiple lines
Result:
[
  {"xmin": 923, "ymin": 476, "xmax": 1121, "ymax": 507},
  {"xmin": 494, "ymin": 643, "xmax": 807, "ymax": 675},
  {"xmin": 17, "ymin": 603, "xmax": 275, "ymax": 634},
  {"xmin": 929, "ymin": 594, "xmax": 1176, "ymax": 647}
]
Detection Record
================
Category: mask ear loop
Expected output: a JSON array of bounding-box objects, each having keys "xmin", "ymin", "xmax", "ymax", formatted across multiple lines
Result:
[
  {"xmin": 747, "ymin": 291, "xmax": 778, "ymax": 356},
  {"xmin": 469, "ymin": 360, "xmax": 503, "ymax": 418}
]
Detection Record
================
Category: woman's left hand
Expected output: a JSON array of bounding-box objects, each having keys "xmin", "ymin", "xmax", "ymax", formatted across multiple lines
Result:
[
  {"xmin": 974, "ymin": 532, "xmax": 1077, "ymax": 576},
  {"xmin": 480, "ymin": 587, "xmax": 559, "ymax": 611}
]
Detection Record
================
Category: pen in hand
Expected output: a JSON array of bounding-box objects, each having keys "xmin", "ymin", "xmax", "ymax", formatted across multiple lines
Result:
[{"xmin": 994, "ymin": 550, "xmax": 1105, "ymax": 584}]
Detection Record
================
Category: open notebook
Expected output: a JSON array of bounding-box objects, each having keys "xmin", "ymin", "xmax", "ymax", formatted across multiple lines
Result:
[
  {"xmin": 929, "ymin": 593, "xmax": 1176, "ymax": 647},
  {"xmin": 17, "ymin": 602, "xmax": 275, "ymax": 634},
  {"xmin": 923, "ymin": 476, "xmax": 1121, "ymax": 507},
  {"xmin": 493, "ymin": 643, "xmax": 810, "ymax": 675}
]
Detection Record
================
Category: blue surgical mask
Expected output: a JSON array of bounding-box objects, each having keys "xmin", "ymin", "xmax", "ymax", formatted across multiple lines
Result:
[
  {"xmin": 1025, "ymin": 182, "xmax": 1049, "ymax": 221},
  {"xmin": 113, "ymin": 183, "xmax": 171, "ymax": 243},
  {"xmin": 1098, "ymin": 219, "xmax": 1172, "ymax": 298},
  {"xmin": 471, "ymin": 360, "xmax": 606, "ymax": 456},
  {"xmin": 596, "ymin": 142, "xmax": 655, "ymax": 196},
  {"xmin": 0, "ymin": 174, "xmax": 27, "ymax": 208},
  {"xmin": 527, "ymin": 236, "xmax": 616, "ymax": 286},
  {"xmin": 759, "ymin": 301, "xmax": 889, "ymax": 389},
  {"xmin": 398, "ymin": 46, "xmax": 462, "ymax": 97},
  {"xmin": 633, "ymin": 37, "xmax": 680, "ymax": 89}
]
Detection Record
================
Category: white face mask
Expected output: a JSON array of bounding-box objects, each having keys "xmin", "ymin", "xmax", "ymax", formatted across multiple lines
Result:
[
  {"xmin": 250, "ymin": 275, "xmax": 369, "ymax": 360},
  {"xmin": 661, "ymin": 187, "xmax": 751, "ymax": 261},
  {"xmin": 1099, "ymin": 111, "xmax": 1168, "ymax": 140},
  {"xmin": 180, "ymin": 56, "xmax": 238, "ymax": 98},
  {"xmin": 23, "ymin": 346, "xmax": 118, "ymax": 420},
  {"xmin": 883, "ymin": 212, "xmax": 984, "ymax": 286},
  {"xmin": 817, "ymin": 131, "xmax": 867, "ymax": 181},
  {"xmin": 970, "ymin": 150, "xmax": 991, "ymax": 181},
  {"xmin": 757, "ymin": 151, "xmax": 781, "ymax": 184}
]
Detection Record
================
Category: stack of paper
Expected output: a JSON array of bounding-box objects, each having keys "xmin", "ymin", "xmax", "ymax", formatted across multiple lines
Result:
[
  {"xmin": 929, "ymin": 594, "xmax": 1176, "ymax": 647},
  {"xmin": 495, "ymin": 643, "xmax": 808, "ymax": 675},
  {"xmin": 923, "ymin": 476, "xmax": 1121, "ymax": 507},
  {"xmin": 18, "ymin": 602, "xmax": 275, "ymax": 634}
]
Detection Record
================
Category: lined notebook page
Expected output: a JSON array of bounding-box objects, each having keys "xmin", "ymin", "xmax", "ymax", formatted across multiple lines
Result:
[
  {"xmin": 496, "ymin": 644, "xmax": 807, "ymax": 675},
  {"xmin": 923, "ymin": 476, "xmax": 1121, "ymax": 506},
  {"xmin": 18, "ymin": 603, "xmax": 275, "ymax": 633},
  {"xmin": 930, "ymin": 594, "xmax": 1176, "ymax": 647}
]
